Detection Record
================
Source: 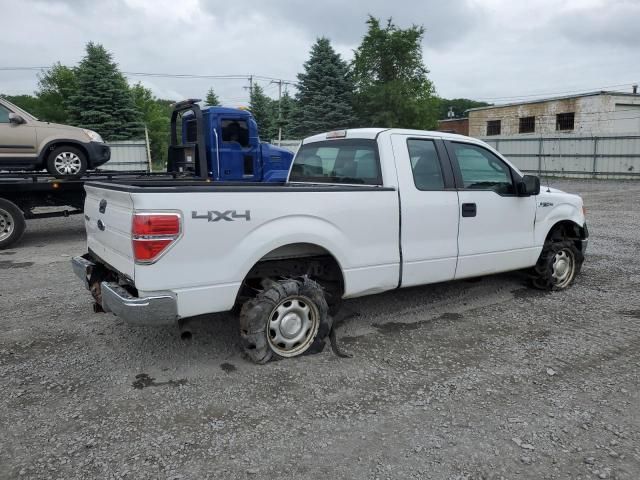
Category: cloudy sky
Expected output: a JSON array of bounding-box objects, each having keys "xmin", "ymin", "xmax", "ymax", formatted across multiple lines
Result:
[{"xmin": 1, "ymin": 0, "xmax": 638, "ymax": 107}]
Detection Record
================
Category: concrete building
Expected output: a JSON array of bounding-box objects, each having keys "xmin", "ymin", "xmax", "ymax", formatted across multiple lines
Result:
[
  {"xmin": 436, "ymin": 118, "xmax": 469, "ymax": 136},
  {"xmin": 468, "ymin": 90, "xmax": 640, "ymax": 138}
]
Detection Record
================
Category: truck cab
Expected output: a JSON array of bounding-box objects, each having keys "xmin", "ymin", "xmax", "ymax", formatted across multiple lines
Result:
[{"xmin": 168, "ymin": 99, "xmax": 293, "ymax": 182}]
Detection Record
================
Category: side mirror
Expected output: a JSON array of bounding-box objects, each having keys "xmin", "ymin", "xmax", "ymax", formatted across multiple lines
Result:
[
  {"xmin": 8, "ymin": 113, "xmax": 25, "ymax": 125},
  {"xmin": 518, "ymin": 175, "xmax": 540, "ymax": 196}
]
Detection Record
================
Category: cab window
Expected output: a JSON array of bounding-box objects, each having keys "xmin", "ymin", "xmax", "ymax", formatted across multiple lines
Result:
[
  {"xmin": 290, "ymin": 139, "xmax": 381, "ymax": 185},
  {"xmin": 221, "ymin": 119, "xmax": 250, "ymax": 147},
  {"xmin": 451, "ymin": 142, "xmax": 515, "ymax": 194},
  {"xmin": 0, "ymin": 105, "xmax": 10, "ymax": 123},
  {"xmin": 407, "ymin": 139, "xmax": 445, "ymax": 190}
]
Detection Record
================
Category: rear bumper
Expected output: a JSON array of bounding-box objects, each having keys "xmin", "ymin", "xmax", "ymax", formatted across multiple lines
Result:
[
  {"xmin": 71, "ymin": 255, "xmax": 177, "ymax": 326},
  {"xmin": 101, "ymin": 282, "xmax": 177, "ymax": 326}
]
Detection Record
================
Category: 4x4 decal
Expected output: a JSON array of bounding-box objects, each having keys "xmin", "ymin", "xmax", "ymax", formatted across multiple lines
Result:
[{"xmin": 192, "ymin": 210, "xmax": 251, "ymax": 222}]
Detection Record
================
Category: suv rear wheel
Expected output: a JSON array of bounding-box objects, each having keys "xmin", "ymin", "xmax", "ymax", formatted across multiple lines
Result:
[{"xmin": 46, "ymin": 146, "xmax": 88, "ymax": 178}]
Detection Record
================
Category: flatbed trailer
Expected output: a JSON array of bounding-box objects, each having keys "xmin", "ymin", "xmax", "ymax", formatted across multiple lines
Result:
[{"xmin": 0, "ymin": 170, "xmax": 189, "ymax": 249}]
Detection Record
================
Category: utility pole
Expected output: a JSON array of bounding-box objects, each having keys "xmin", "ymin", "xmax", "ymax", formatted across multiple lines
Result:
[
  {"xmin": 270, "ymin": 79, "xmax": 295, "ymax": 146},
  {"xmin": 274, "ymin": 79, "xmax": 283, "ymax": 146},
  {"xmin": 244, "ymin": 75, "xmax": 254, "ymax": 98}
]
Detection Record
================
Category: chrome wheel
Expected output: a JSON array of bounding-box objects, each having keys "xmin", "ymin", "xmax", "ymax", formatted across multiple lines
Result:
[
  {"xmin": 0, "ymin": 208, "xmax": 15, "ymax": 243},
  {"xmin": 551, "ymin": 248, "xmax": 575, "ymax": 288},
  {"xmin": 54, "ymin": 151, "xmax": 82, "ymax": 175},
  {"xmin": 267, "ymin": 296, "xmax": 319, "ymax": 357}
]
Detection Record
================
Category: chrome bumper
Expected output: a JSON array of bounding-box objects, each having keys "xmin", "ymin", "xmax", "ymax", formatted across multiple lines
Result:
[
  {"xmin": 71, "ymin": 255, "xmax": 178, "ymax": 326},
  {"xmin": 71, "ymin": 255, "xmax": 94, "ymax": 289},
  {"xmin": 100, "ymin": 282, "xmax": 177, "ymax": 326}
]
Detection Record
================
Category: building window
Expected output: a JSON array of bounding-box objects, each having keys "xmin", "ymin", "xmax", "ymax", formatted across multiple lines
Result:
[
  {"xmin": 556, "ymin": 112, "xmax": 575, "ymax": 131},
  {"xmin": 519, "ymin": 116, "xmax": 535, "ymax": 133},
  {"xmin": 486, "ymin": 120, "xmax": 501, "ymax": 136}
]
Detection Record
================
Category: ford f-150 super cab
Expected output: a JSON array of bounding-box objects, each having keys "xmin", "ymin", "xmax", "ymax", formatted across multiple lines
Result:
[{"xmin": 72, "ymin": 128, "xmax": 588, "ymax": 363}]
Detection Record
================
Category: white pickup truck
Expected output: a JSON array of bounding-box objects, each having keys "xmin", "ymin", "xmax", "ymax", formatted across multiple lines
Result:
[{"xmin": 73, "ymin": 128, "xmax": 588, "ymax": 363}]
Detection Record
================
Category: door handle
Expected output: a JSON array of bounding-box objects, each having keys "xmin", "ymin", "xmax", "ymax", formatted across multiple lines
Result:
[{"xmin": 461, "ymin": 203, "xmax": 477, "ymax": 217}]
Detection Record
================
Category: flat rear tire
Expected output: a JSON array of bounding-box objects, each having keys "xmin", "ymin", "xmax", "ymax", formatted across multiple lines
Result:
[{"xmin": 239, "ymin": 277, "xmax": 330, "ymax": 364}]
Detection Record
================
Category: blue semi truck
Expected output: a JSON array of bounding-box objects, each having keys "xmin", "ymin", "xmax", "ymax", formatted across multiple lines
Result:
[{"xmin": 168, "ymin": 99, "xmax": 294, "ymax": 182}]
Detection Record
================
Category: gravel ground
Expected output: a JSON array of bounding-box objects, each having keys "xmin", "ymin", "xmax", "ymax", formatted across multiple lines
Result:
[{"xmin": 1, "ymin": 179, "xmax": 639, "ymax": 480}]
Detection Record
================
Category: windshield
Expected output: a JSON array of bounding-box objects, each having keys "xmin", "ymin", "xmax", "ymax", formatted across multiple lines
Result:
[
  {"xmin": 0, "ymin": 97, "xmax": 38, "ymax": 121},
  {"xmin": 289, "ymin": 139, "xmax": 381, "ymax": 185}
]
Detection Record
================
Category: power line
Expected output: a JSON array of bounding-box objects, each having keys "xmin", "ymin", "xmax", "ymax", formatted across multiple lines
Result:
[{"xmin": 473, "ymin": 82, "xmax": 640, "ymax": 102}]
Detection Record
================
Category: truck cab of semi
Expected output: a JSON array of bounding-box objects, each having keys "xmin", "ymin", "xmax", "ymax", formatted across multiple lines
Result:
[{"xmin": 168, "ymin": 99, "xmax": 293, "ymax": 182}]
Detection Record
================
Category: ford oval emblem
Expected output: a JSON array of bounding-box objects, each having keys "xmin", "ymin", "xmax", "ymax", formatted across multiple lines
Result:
[{"xmin": 97, "ymin": 219, "xmax": 105, "ymax": 231}]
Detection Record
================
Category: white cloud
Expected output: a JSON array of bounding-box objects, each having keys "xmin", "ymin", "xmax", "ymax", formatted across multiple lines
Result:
[{"xmin": 1, "ymin": 0, "xmax": 638, "ymax": 107}]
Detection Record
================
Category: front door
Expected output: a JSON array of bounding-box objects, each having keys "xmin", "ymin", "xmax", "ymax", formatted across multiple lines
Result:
[
  {"xmin": 0, "ymin": 104, "xmax": 37, "ymax": 166},
  {"xmin": 445, "ymin": 141, "xmax": 537, "ymax": 279},
  {"xmin": 391, "ymin": 134, "xmax": 460, "ymax": 287}
]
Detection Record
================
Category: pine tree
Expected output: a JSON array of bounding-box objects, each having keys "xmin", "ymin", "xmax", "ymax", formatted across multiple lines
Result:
[
  {"xmin": 205, "ymin": 87, "xmax": 220, "ymax": 106},
  {"xmin": 249, "ymin": 84, "xmax": 275, "ymax": 141},
  {"xmin": 67, "ymin": 42, "xmax": 143, "ymax": 140},
  {"xmin": 277, "ymin": 91, "xmax": 297, "ymax": 139},
  {"xmin": 292, "ymin": 37, "xmax": 356, "ymax": 138}
]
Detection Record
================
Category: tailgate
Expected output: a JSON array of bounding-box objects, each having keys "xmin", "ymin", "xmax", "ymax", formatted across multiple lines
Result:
[{"xmin": 84, "ymin": 185, "xmax": 135, "ymax": 280}]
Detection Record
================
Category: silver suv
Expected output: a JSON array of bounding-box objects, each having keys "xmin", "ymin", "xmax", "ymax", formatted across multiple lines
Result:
[{"xmin": 0, "ymin": 97, "xmax": 110, "ymax": 178}]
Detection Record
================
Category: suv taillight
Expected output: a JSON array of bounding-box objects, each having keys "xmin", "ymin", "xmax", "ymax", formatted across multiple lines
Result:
[{"xmin": 132, "ymin": 212, "xmax": 181, "ymax": 263}]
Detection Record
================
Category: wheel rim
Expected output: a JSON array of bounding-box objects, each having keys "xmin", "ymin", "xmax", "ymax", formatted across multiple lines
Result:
[
  {"xmin": 54, "ymin": 152, "xmax": 82, "ymax": 175},
  {"xmin": 267, "ymin": 296, "xmax": 319, "ymax": 357},
  {"xmin": 0, "ymin": 208, "xmax": 15, "ymax": 242},
  {"xmin": 551, "ymin": 249, "xmax": 575, "ymax": 288}
]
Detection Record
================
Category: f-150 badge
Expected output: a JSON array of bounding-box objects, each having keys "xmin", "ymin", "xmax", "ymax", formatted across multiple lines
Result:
[{"xmin": 192, "ymin": 210, "xmax": 251, "ymax": 222}]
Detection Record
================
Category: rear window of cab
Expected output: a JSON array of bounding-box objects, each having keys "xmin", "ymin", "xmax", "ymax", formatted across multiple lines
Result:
[{"xmin": 289, "ymin": 139, "xmax": 381, "ymax": 185}]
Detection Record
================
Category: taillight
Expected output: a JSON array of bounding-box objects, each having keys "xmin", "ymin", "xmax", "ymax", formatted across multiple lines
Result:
[{"xmin": 132, "ymin": 212, "xmax": 181, "ymax": 263}]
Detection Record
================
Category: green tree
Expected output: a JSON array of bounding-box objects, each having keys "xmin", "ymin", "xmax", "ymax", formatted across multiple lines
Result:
[
  {"xmin": 2, "ymin": 94, "xmax": 43, "ymax": 117},
  {"xmin": 205, "ymin": 87, "xmax": 220, "ymax": 106},
  {"xmin": 292, "ymin": 37, "xmax": 356, "ymax": 137},
  {"xmin": 130, "ymin": 82, "xmax": 172, "ymax": 168},
  {"xmin": 249, "ymin": 84, "xmax": 276, "ymax": 141},
  {"xmin": 277, "ymin": 91, "xmax": 297, "ymax": 139},
  {"xmin": 436, "ymin": 98, "xmax": 491, "ymax": 119},
  {"xmin": 36, "ymin": 62, "xmax": 77, "ymax": 123},
  {"xmin": 352, "ymin": 16, "xmax": 438, "ymax": 129},
  {"xmin": 67, "ymin": 42, "xmax": 143, "ymax": 140}
]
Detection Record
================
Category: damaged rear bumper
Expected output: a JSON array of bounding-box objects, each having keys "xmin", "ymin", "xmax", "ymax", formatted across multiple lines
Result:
[{"xmin": 71, "ymin": 255, "xmax": 177, "ymax": 326}]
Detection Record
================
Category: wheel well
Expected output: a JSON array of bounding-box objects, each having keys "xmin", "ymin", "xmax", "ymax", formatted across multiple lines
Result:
[
  {"xmin": 41, "ymin": 142, "xmax": 89, "ymax": 164},
  {"xmin": 236, "ymin": 243, "xmax": 345, "ymax": 309},
  {"xmin": 546, "ymin": 220, "xmax": 587, "ymax": 251}
]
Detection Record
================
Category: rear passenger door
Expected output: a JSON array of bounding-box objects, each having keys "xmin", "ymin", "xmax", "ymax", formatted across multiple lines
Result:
[
  {"xmin": 445, "ymin": 141, "xmax": 537, "ymax": 279},
  {"xmin": 391, "ymin": 134, "xmax": 459, "ymax": 287}
]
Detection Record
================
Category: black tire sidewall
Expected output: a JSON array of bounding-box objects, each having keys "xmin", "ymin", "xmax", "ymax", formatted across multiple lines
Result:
[
  {"xmin": 532, "ymin": 240, "xmax": 583, "ymax": 290},
  {"xmin": 46, "ymin": 146, "xmax": 88, "ymax": 179},
  {"xmin": 0, "ymin": 198, "xmax": 26, "ymax": 249},
  {"xmin": 239, "ymin": 277, "xmax": 330, "ymax": 364}
]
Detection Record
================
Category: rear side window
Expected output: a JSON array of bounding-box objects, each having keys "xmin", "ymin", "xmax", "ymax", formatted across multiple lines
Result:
[
  {"xmin": 407, "ymin": 139, "xmax": 445, "ymax": 190},
  {"xmin": 289, "ymin": 139, "xmax": 381, "ymax": 185},
  {"xmin": 0, "ymin": 105, "xmax": 9, "ymax": 123},
  {"xmin": 451, "ymin": 142, "xmax": 515, "ymax": 194}
]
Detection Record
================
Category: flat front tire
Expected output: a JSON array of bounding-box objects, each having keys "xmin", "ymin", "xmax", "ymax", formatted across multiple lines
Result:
[
  {"xmin": 239, "ymin": 277, "xmax": 330, "ymax": 364},
  {"xmin": 531, "ymin": 239, "xmax": 583, "ymax": 290},
  {"xmin": 0, "ymin": 198, "xmax": 26, "ymax": 250}
]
